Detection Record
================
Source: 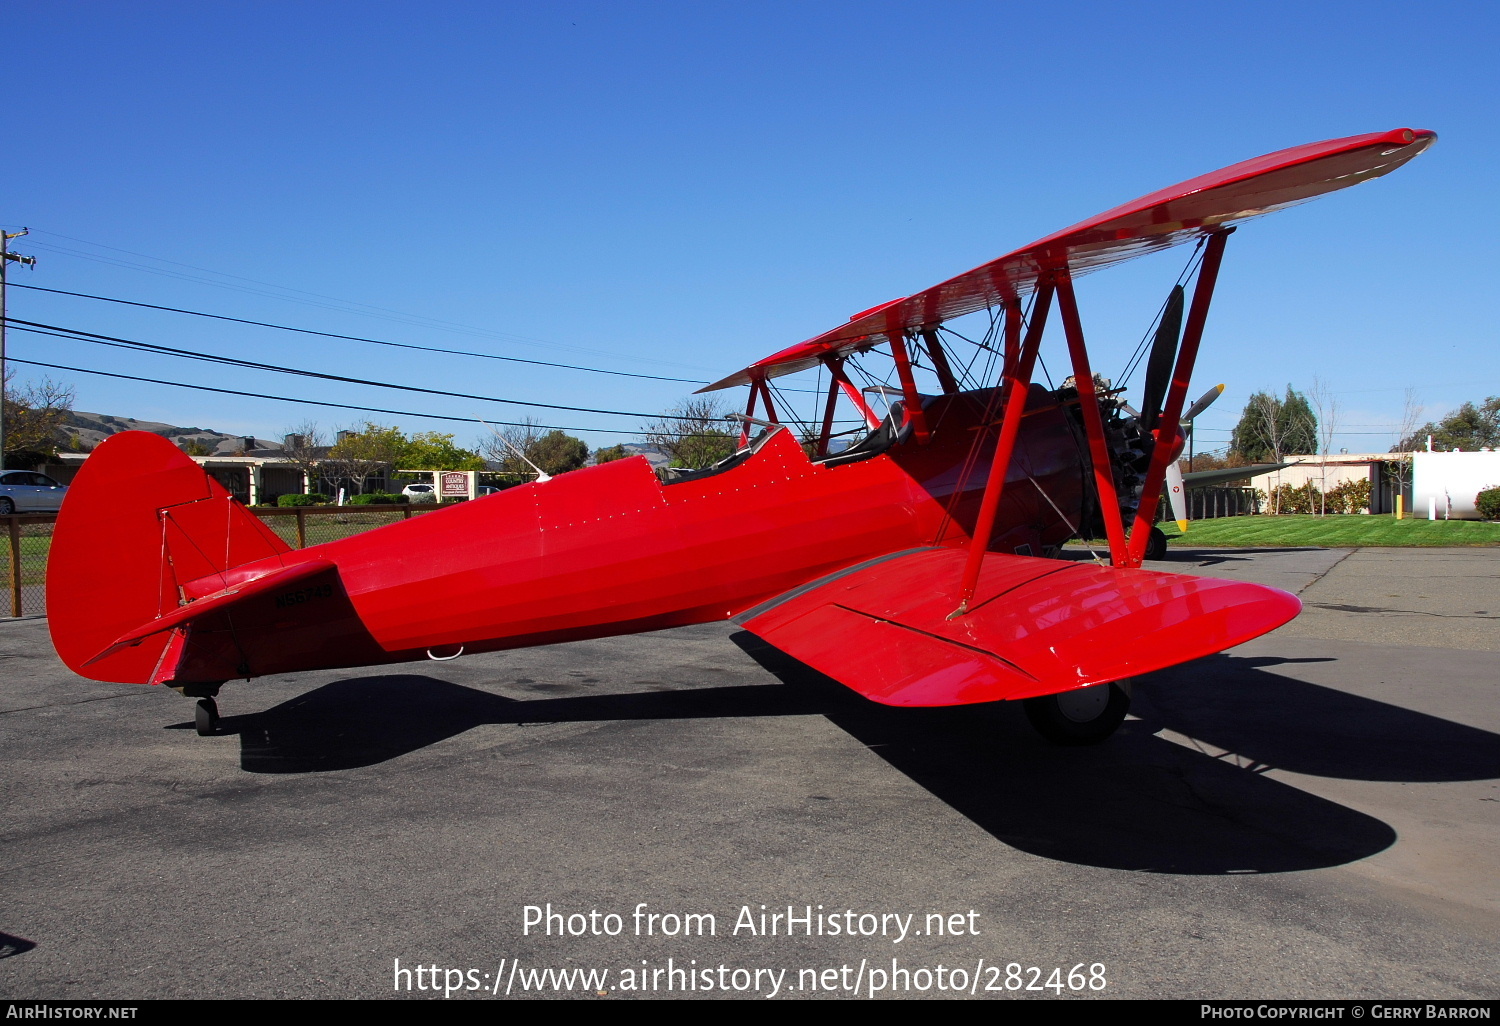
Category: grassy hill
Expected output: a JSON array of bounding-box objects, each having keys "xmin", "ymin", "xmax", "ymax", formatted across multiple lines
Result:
[{"xmin": 59, "ymin": 411, "xmax": 280, "ymax": 456}]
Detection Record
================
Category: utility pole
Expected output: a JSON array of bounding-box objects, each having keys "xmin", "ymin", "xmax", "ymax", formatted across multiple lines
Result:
[{"xmin": 0, "ymin": 228, "xmax": 38, "ymax": 472}]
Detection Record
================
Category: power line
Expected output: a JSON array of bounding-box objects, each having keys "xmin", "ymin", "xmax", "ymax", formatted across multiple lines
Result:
[
  {"xmin": 6, "ymin": 357, "xmax": 729, "ymax": 439},
  {"xmin": 6, "ymin": 281, "xmax": 710, "ymax": 385},
  {"xmin": 4, "ymin": 317, "xmax": 715, "ymax": 422},
  {"xmin": 14, "ymin": 229, "xmax": 714, "ymax": 371},
  {"xmin": 4, "ymin": 278, "xmax": 828, "ymax": 394}
]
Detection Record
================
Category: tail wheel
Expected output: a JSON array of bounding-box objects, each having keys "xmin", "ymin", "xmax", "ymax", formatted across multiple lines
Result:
[
  {"xmin": 1023, "ymin": 680, "xmax": 1131, "ymax": 745},
  {"xmin": 194, "ymin": 698, "xmax": 219, "ymax": 736}
]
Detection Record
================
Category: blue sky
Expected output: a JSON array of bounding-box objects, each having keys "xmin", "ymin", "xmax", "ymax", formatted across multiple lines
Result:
[{"xmin": 3, "ymin": 1, "xmax": 1494, "ymax": 455}]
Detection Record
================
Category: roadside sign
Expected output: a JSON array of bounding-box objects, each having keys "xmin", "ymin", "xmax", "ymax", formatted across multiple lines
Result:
[{"xmin": 439, "ymin": 471, "xmax": 475, "ymax": 500}]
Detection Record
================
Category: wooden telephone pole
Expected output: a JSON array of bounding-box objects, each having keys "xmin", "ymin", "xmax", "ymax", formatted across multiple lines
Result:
[{"xmin": 1, "ymin": 228, "xmax": 38, "ymax": 471}]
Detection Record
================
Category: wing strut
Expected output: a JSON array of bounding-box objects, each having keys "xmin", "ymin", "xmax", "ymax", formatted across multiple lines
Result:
[
  {"xmin": 888, "ymin": 331, "xmax": 932, "ymax": 444},
  {"xmin": 740, "ymin": 375, "xmax": 780, "ymax": 446},
  {"xmin": 815, "ymin": 361, "xmax": 842, "ymax": 456},
  {"xmin": 1001, "ymin": 303, "xmax": 1024, "ymax": 380},
  {"xmin": 1056, "ymin": 269, "xmax": 1130, "ymax": 565},
  {"xmin": 1125, "ymin": 227, "xmax": 1233, "ymax": 565},
  {"xmin": 951, "ymin": 280, "xmax": 1055, "ymax": 617},
  {"xmin": 825, "ymin": 354, "xmax": 882, "ymax": 430},
  {"xmin": 918, "ymin": 329, "xmax": 961, "ymax": 395}
]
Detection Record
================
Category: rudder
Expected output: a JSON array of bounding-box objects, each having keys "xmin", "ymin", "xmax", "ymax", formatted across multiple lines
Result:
[{"xmin": 47, "ymin": 431, "xmax": 293, "ymax": 684}]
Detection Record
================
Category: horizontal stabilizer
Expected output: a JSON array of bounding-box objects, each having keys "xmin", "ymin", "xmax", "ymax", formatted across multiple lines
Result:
[
  {"xmin": 85, "ymin": 559, "xmax": 336, "ymax": 667},
  {"xmin": 738, "ymin": 548, "xmax": 1299, "ymax": 706}
]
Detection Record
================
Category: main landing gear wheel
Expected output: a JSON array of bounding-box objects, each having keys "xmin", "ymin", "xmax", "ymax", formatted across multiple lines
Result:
[
  {"xmin": 1023, "ymin": 681, "xmax": 1131, "ymax": 745},
  {"xmin": 194, "ymin": 698, "xmax": 219, "ymax": 736},
  {"xmin": 1144, "ymin": 526, "xmax": 1168, "ymax": 561}
]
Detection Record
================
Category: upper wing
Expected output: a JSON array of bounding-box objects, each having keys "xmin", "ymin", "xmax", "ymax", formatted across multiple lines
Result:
[
  {"xmin": 736, "ymin": 548, "xmax": 1299, "ymax": 706},
  {"xmin": 703, "ymin": 128, "xmax": 1434, "ymax": 391}
]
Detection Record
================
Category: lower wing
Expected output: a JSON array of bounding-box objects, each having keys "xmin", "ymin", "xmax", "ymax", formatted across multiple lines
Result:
[{"xmin": 736, "ymin": 548, "xmax": 1299, "ymax": 706}]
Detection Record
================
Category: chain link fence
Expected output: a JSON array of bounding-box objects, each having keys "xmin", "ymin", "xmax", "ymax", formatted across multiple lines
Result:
[{"xmin": 2, "ymin": 516, "xmax": 55, "ymax": 618}]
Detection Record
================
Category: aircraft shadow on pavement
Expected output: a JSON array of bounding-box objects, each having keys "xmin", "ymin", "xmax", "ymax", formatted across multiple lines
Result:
[
  {"xmin": 218, "ymin": 675, "xmax": 830, "ymax": 775},
  {"xmin": 0, "ymin": 932, "xmax": 37, "ymax": 958},
  {"xmin": 730, "ymin": 633, "xmax": 1399, "ymax": 876},
  {"xmin": 1138, "ymin": 654, "xmax": 1500, "ymax": 782},
  {"xmin": 214, "ymin": 635, "xmax": 1498, "ymax": 875}
]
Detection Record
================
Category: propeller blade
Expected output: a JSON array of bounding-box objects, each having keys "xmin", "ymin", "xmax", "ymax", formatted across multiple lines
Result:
[
  {"xmin": 1140, "ymin": 285, "xmax": 1185, "ymax": 429},
  {"xmin": 1165, "ymin": 460, "xmax": 1188, "ymax": 533},
  {"xmin": 1183, "ymin": 383, "xmax": 1226, "ymax": 424}
]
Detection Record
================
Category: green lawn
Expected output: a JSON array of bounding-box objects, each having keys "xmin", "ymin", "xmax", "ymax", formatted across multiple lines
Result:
[{"xmin": 1161, "ymin": 513, "xmax": 1500, "ymax": 548}]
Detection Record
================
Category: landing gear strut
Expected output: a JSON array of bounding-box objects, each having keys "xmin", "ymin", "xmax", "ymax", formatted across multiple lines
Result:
[{"xmin": 1023, "ymin": 680, "xmax": 1131, "ymax": 745}]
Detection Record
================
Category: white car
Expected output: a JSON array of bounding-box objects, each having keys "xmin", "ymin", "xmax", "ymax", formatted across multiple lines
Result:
[
  {"xmin": 401, "ymin": 483, "xmax": 437, "ymax": 502},
  {"xmin": 0, "ymin": 471, "xmax": 69, "ymax": 514}
]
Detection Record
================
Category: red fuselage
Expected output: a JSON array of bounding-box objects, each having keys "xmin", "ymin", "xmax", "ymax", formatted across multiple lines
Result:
[{"xmin": 162, "ymin": 387, "xmax": 1088, "ymax": 682}]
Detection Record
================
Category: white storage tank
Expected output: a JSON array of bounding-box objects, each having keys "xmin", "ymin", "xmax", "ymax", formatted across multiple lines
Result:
[{"xmin": 1411, "ymin": 451, "xmax": 1500, "ymax": 519}]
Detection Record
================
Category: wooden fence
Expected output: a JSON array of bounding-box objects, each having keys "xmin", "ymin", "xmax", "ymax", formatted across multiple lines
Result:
[{"xmin": 1187, "ymin": 487, "xmax": 1262, "ymax": 519}]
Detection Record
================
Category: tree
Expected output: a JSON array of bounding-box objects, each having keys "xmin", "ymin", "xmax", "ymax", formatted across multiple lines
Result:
[
  {"xmin": 1397, "ymin": 396, "xmax": 1500, "ymax": 452},
  {"xmin": 593, "ymin": 444, "xmax": 629, "ymax": 464},
  {"xmin": 528, "ymin": 430, "xmax": 589, "ymax": 476},
  {"xmin": 645, "ymin": 397, "xmax": 736, "ymax": 469},
  {"xmin": 1230, "ymin": 386, "xmax": 1318, "ymax": 462},
  {"xmin": 277, "ymin": 420, "xmax": 327, "ymax": 495},
  {"xmin": 326, "ymin": 422, "xmax": 406, "ymax": 494},
  {"xmin": 483, "ymin": 418, "xmax": 545, "ymax": 482},
  {"xmin": 1387, "ymin": 388, "xmax": 1424, "ymax": 506},
  {"xmin": 1177, "ymin": 448, "xmax": 1251, "ymax": 481},
  {"xmin": 481, "ymin": 420, "xmax": 589, "ymax": 480},
  {"xmin": 401, "ymin": 431, "xmax": 485, "ymax": 472},
  {"xmin": 180, "ymin": 439, "xmax": 212, "ymax": 457},
  {"xmin": 1308, "ymin": 377, "xmax": 1341, "ymax": 515},
  {"xmin": 1231, "ymin": 386, "xmax": 1316, "ymax": 514},
  {"xmin": 3, "ymin": 371, "xmax": 74, "ymax": 468}
]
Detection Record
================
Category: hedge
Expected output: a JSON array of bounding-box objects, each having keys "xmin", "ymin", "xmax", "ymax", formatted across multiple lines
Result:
[
  {"xmin": 278, "ymin": 493, "xmax": 331, "ymax": 507},
  {"xmin": 1477, "ymin": 487, "xmax": 1500, "ymax": 521}
]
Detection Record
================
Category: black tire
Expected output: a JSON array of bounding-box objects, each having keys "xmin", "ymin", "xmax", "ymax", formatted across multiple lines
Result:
[
  {"xmin": 194, "ymin": 698, "xmax": 219, "ymax": 736},
  {"xmin": 1023, "ymin": 681, "xmax": 1130, "ymax": 745},
  {"xmin": 1144, "ymin": 525, "xmax": 1168, "ymax": 561},
  {"xmin": 0, "ymin": 498, "xmax": 13, "ymax": 516}
]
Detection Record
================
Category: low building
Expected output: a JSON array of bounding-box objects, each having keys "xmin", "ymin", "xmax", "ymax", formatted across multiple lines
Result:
[
  {"xmin": 1253, "ymin": 454, "xmax": 1404, "ymax": 514},
  {"xmin": 1257, "ymin": 450, "xmax": 1500, "ymax": 519},
  {"xmin": 43, "ymin": 449, "xmax": 312, "ymax": 506},
  {"xmin": 39, "ymin": 433, "xmax": 393, "ymax": 506}
]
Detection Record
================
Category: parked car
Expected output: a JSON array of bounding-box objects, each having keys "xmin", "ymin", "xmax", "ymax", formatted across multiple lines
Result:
[
  {"xmin": 401, "ymin": 483, "xmax": 437, "ymax": 502},
  {"xmin": 0, "ymin": 471, "xmax": 69, "ymax": 514}
]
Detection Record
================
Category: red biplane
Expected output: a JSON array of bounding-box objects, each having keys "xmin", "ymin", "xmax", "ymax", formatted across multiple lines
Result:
[{"xmin": 48, "ymin": 128, "xmax": 1434, "ymax": 743}]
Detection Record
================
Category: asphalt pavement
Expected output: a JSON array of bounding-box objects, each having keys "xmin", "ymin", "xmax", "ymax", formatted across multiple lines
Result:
[{"xmin": 0, "ymin": 546, "xmax": 1496, "ymax": 1000}]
